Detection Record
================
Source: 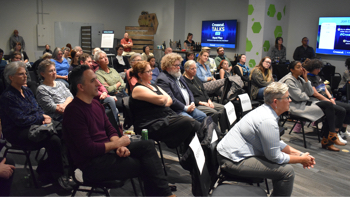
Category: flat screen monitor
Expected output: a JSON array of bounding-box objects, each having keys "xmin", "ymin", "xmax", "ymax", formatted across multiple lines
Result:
[
  {"xmin": 201, "ymin": 20, "xmax": 237, "ymax": 49},
  {"xmin": 316, "ymin": 17, "xmax": 350, "ymax": 56}
]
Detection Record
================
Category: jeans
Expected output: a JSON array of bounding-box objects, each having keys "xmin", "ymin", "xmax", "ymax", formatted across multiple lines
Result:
[
  {"xmin": 257, "ymin": 87, "xmax": 266, "ymax": 100},
  {"xmin": 218, "ymin": 153, "xmax": 295, "ymax": 197},
  {"xmin": 180, "ymin": 108, "xmax": 207, "ymax": 123},
  {"xmin": 55, "ymin": 78, "xmax": 69, "ymax": 88},
  {"xmin": 102, "ymin": 97, "xmax": 119, "ymax": 122}
]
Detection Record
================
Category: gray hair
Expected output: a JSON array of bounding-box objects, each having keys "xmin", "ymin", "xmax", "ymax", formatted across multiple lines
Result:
[
  {"xmin": 93, "ymin": 48, "xmax": 101, "ymax": 55},
  {"xmin": 63, "ymin": 47, "xmax": 70, "ymax": 52},
  {"xmin": 42, "ymin": 52, "xmax": 52, "ymax": 60},
  {"xmin": 130, "ymin": 53, "xmax": 141, "ymax": 63},
  {"xmin": 3, "ymin": 61, "xmax": 26, "ymax": 84},
  {"xmin": 264, "ymin": 82, "xmax": 289, "ymax": 105},
  {"xmin": 38, "ymin": 59, "xmax": 55, "ymax": 80},
  {"xmin": 184, "ymin": 60, "xmax": 196, "ymax": 70},
  {"xmin": 52, "ymin": 47, "xmax": 63, "ymax": 59},
  {"xmin": 94, "ymin": 50, "xmax": 106, "ymax": 61},
  {"xmin": 73, "ymin": 46, "xmax": 82, "ymax": 51}
]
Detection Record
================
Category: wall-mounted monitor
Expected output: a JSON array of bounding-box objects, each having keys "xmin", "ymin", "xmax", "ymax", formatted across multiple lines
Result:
[
  {"xmin": 316, "ymin": 17, "xmax": 350, "ymax": 56},
  {"xmin": 201, "ymin": 20, "xmax": 237, "ymax": 49}
]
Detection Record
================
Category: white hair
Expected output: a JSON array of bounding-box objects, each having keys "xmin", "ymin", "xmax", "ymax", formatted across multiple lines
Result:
[{"xmin": 264, "ymin": 82, "xmax": 289, "ymax": 105}]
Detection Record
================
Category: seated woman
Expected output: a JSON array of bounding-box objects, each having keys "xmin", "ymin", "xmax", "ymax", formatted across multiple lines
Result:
[
  {"xmin": 10, "ymin": 42, "xmax": 29, "ymax": 64},
  {"xmin": 68, "ymin": 50, "xmax": 79, "ymax": 72},
  {"xmin": 126, "ymin": 53, "xmax": 142, "ymax": 91},
  {"xmin": 183, "ymin": 60, "xmax": 228, "ymax": 132},
  {"xmin": 304, "ymin": 59, "xmax": 350, "ymax": 143},
  {"xmin": 129, "ymin": 60, "xmax": 200, "ymax": 149},
  {"xmin": 234, "ymin": 54, "xmax": 250, "ymax": 82},
  {"xmin": 148, "ymin": 56, "xmax": 159, "ymax": 84},
  {"xmin": 181, "ymin": 52, "xmax": 195, "ymax": 73},
  {"xmin": 32, "ymin": 52, "xmax": 52, "ymax": 78},
  {"xmin": 196, "ymin": 51, "xmax": 225, "ymax": 95},
  {"xmin": 219, "ymin": 60, "xmax": 232, "ymax": 79},
  {"xmin": 113, "ymin": 45, "xmax": 131, "ymax": 79},
  {"xmin": 217, "ymin": 82, "xmax": 316, "ymax": 197},
  {"xmin": 62, "ymin": 47, "xmax": 71, "ymax": 65},
  {"xmin": 51, "ymin": 47, "xmax": 69, "ymax": 88},
  {"xmin": 0, "ymin": 61, "xmax": 66, "ymax": 186},
  {"xmin": 279, "ymin": 61, "xmax": 343, "ymax": 151},
  {"xmin": 270, "ymin": 37, "xmax": 286, "ymax": 63},
  {"xmin": 250, "ymin": 56, "xmax": 274, "ymax": 100},
  {"xmin": 95, "ymin": 50, "xmax": 127, "ymax": 110},
  {"xmin": 36, "ymin": 60, "xmax": 73, "ymax": 121},
  {"xmin": 141, "ymin": 45, "xmax": 154, "ymax": 61}
]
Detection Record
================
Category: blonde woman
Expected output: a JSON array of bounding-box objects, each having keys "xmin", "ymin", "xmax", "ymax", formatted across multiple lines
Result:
[{"xmin": 249, "ymin": 56, "xmax": 273, "ymax": 100}]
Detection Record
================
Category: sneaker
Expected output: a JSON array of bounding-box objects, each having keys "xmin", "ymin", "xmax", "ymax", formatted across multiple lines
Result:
[
  {"xmin": 337, "ymin": 133, "xmax": 347, "ymax": 145},
  {"xmin": 293, "ymin": 122, "xmax": 302, "ymax": 133},
  {"xmin": 58, "ymin": 176, "xmax": 76, "ymax": 190},
  {"xmin": 340, "ymin": 131, "xmax": 347, "ymax": 140},
  {"xmin": 343, "ymin": 130, "xmax": 350, "ymax": 137}
]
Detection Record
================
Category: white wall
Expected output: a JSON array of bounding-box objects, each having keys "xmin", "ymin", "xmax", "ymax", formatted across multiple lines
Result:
[{"xmin": 285, "ymin": 0, "xmax": 350, "ymax": 74}]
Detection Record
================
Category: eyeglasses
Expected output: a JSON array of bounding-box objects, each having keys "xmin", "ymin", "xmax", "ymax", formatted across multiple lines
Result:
[
  {"xmin": 277, "ymin": 95, "xmax": 290, "ymax": 100},
  {"xmin": 144, "ymin": 70, "xmax": 152, "ymax": 74},
  {"xmin": 173, "ymin": 64, "xmax": 180, "ymax": 68},
  {"xmin": 264, "ymin": 61, "xmax": 271, "ymax": 65},
  {"xmin": 15, "ymin": 72, "xmax": 27, "ymax": 77}
]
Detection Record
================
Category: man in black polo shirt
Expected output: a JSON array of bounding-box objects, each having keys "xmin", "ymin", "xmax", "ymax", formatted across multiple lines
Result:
[{"xmin": 293, "ymin": 37, "xmax": 315, "ymax": 61}]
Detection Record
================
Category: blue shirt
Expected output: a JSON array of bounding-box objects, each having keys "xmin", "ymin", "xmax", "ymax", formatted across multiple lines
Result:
[
  {"xmin": 151, "ymin": 67, "xmax": 160, "ymax": 82},
  {"xmin": 217, "ymin": 104, "xmax": 289, "ymax": 164},
  {"xmin": 196, "ymin": 62, "xmax": 212, "ymax": 82},
  {"xmin": 51, "ymin": 58, "xmax": 69, "ymax": 76},
  {"xmin": 0, "ymin": 60, "xmax": 7, "ymax": 73}
]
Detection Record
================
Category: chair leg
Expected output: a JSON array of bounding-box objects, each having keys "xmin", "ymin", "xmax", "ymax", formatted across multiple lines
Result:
[
  {"xmin": 301, "ymin": 121, "xmax": 307, "ymax": 148},
  {"xmin": 103, "ymin": 187, "xmax": 110, "ymax": 197},
  {"xmin": 316, "ymin": 124, "xmax": 321, "ymax": 142},
  {"xmin": 3, "ymin": 147, "xmax": 9, "ymax": 157},
  {"xmin": 138, "ymin": 177, "xmax": 145, "ymax": 196},
  {"xmin": 130, "ymin": 178, "xmax": 138, "ymax": 196},
  {"xmin": 265, "ymin": 178, "xmax": 269, "ymax": 194},
  {"xmin": 156, "ymin": 142, "xmax": 167, "ymax": 176},
  {"xmin": 24, "ymin": 150, "xmax": 39, "ymax": 188},
  {"xmin": 289, "ymin": 122, "xmax": 298, "ymax": 134},
  {"xmin": 175, "ymin": 147, "xmax": 181, "ymax": 161},
  {"xmin": 71, "ymin": 188, "xmax": 78, "ymax": 196}
]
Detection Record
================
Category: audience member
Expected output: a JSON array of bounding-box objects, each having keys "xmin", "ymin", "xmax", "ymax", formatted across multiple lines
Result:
[
  {"xmin": 156, "ymin": 53, "xmax": 207, "ymax": 123},
  {"xmin": 217, "ymin": 82, "xmax": 316, "ymax": 197},
  {"xmin": 181, "ymin": 51, "xmax": 195, "ymax": 73},
  {"xmin": 9, "ymin": 30, "xmax": 25, "ymax": 50},
  {"xmin": 90, "ymin": 47, "xmax": 101, "ymax": 72},
  {"xmin": 43, "ymin": 44, "xmax": 53, "ymax": 54},
  {"xmin": 51, "ymin": 47, "xmax": 69, "ymax": 88},
  {"xmin": 36, "ymin": 60, "xmax": 73, "ymax": 121},
  {"xmin": 184, "ymin": 33, "xmax": 195, "ymax": 50},
  {"xmin": 219, "ymin": 60, "xmax": 232, "ymax": 79},
  {"xmin": 250, "ymin": 56, "xmax": 273, "ymax": 100},
  {"xmin": 95, "ymin": 50, "xmax": 126, "ymax": 110},
  {"xmin": 293, "ymin": 37, "xmax": 315, "ymax": 61},
  {"xmin": 73, "ymin": 46, "xmax": 83, "ymax": 57},
  {"xmin": 304, "ymin": 59, "xmax": 350, "ymax": 144},
  {"xmin": 0, "ymin": 49, "xmax": 7, "ymax": 74},
  {"xmin": 121, "ymin": 33, "xmax": 134, "ymax": 56},
  {"xmin": 141, "ymin": 45, "xmax": 154, "ymax": 61},
  {"xmin": 279, "ymin": 61, "xmax": 341, "ymax": 151},
  {"xmin": 63, "ymin": 65, "xmax": 174, "ymax": 196},
  {"xmin": 164, "ymin": 47, "xmax": 173, "ymax": 55},
  {"xmin": 79, "ymin": 53, "xmax": 119, "ymax": 122},
  {"xmin": 32, "ymin": 52, "xmax": 52, "ymax": 81},
  {"xmin": 148, "ymin": 56, "xmax": 159, "ymax": 84},
  {"xmin": 62, "ymin": 47, "xmax": 71, "ymax": 65},
  {"xmin": 129, "ymin": 60, "xmax": 200, "ymax": 148},
  {"xmin": 0, "ymin": 157, "xmax": 15, "ymax": 196},
  {"xmin": 113, "ymin": 45, "xmax": 131, "ymax": 79},
  {"xmin": 11, "ymin": 42, "xmax": 29, "ymax": 63},
  {"xmin": 270, "ymin": 37, "xmax": 286, "ymax": 62},
  {"xmin": 233, "ymin": 54, "xmax": 250, "ymax": 82},
  {"xmin": 66, "ymin": 43, "xmax": 73, "ymax": 58},
  {"xmin": 68, "ymin": 50, "xmax": 79, "ymax": 72},
  {"xmin": 0, "ymin": 61, "xmax": 67, "ymax": 188},
  {"xmin": 339, "ymin": 58, "xmax": 350, "ymax": 101},
  {"xmin": 201, "ymin": 47, "xmax": 217, "ymax": 73},
  {"xmin": 126, "ymin": 53, "xmax": 142, "ymax": 91},
  {"xmin": 183, "ymin": 60, "xmax": 227, "ymax": 131},
  {"xmin": 214, "ymin": 47, "xmax": 232, "ymax": 68}
]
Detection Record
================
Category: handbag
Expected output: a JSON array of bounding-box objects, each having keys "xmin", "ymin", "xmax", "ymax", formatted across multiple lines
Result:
[{"xmin": 28, "ymin": 123, "xmax": 57, "ymax": 142}]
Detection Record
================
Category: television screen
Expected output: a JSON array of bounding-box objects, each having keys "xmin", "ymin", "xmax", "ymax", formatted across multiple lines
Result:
[
  {"xmin": 316, "ymin": 17, "xmax": 350, "ymax": 56},
  {"xmin": 201, "ymin": 20, "xmax": 237, "ymax": 49}
]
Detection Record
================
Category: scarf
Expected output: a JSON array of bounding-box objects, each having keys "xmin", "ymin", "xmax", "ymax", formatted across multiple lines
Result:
[{"xmin": 237, "ymin": 63, "xmax": 250, "ymax": 76}]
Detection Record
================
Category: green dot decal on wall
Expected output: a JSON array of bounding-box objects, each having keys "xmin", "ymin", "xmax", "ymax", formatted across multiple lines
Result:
[
  {"xmin": 263, "ymin": 41, "xmax": 270, "ymax": 52},
  {"xmin": 246, "ymin": 38, "xmax": 253, "ymax": 52},
  {"xmin": 274, "ymin": 26, "xmax": 283, "ymax": 38},
  {"xmin": 277, "ymin": 12, "xmax": 282, "ymax": 20},
  {"xmin": 252, "ymin": 22, "xmax": 262, "ymax": 33},
  {"xmin": 267, "ymin": 4, "xmax": 276, "ymax": 17},
  {"xmin": 256, "ymin": 52, "xmax": 259, "ymax": 55},
  {"xmin": 283, "ymin": 6, "xmax": 286, "ymax": 15},
  {"xmin": 252, "ymin": 18, "xmax": 254, "ymax": 21},
  {"xmin": 248, "ymin": 4, "xmax": 254, "ymax": 15},
  {"xmin": 249, "ymin": 59, "xmax": 256, "ymax": 68}
]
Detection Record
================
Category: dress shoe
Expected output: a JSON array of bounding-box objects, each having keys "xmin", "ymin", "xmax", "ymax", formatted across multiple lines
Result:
[
  {"xmin": 328, "ymin": 132, "xmax": 346, "ymax": 146},
  {"xmin": 321, "ymin": 137, "xmax": 340, "ymax": 151}
]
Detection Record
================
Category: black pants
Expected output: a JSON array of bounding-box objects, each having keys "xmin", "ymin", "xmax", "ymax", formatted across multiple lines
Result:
[
  {"xmin": 316, "ymin": 101, "xmax": 346, "ymax": 136},
  {"xmin": 82, "ymin": 140, "xmax": 172, "ymax": 196},
  {"xmin": 0, "ymin": 157, "xmax": 15, "ymax": 196}
]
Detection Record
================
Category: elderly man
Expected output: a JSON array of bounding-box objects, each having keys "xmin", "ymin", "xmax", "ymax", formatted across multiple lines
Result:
[
  {"xmin": 121, "ymin": 33, "xmax": 134, "ymax": 56},
  {"xmin": 293, "ymin": 37, "xmax": 315, "ymax": 61},
  {"xmin": 63, "ymin": 65, "xmax": 173, "ymax": 196},
  {"xmin": 214, "ymin": 47, "xmax": 232, "ymax": 68},
  {"xmin": 9, "ymin": 30, "xmax": 25, "ymax": 50},
  {"xmin": 156, "ymin": 53, "xmax": 207, "ymax": 123}
]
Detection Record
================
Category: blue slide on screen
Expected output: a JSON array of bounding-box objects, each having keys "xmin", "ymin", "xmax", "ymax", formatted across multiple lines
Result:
[
  {"xmin": 316, "ymin": 17, "xmax": 350, "ymax": 56},
  {"xmin": 201, "ymin": 20, "xmax": 237, "ymax": 49}
]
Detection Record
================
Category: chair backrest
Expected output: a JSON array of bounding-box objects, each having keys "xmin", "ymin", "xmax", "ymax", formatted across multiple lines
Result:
[
  {"xmin": 122, "ymin": 96, "xmax": 134, "ymax": 130},
  {"xmin": 105, "ymin": 108, "xmax": 122, "ymax": 137},
  {"xmin": 219, "ymin": 77, "xmax": 231, "ymax": 104},
  {"xmin": 29, "ymin": 70, "xmax": 39, "ymax": 84},
  {"xmin": 330, "ymin": 73, "xmax": 341, "ymax": 91},
  {"xmin": 319, "ymin": 65, "xmax": 335, "ymax": 82}
]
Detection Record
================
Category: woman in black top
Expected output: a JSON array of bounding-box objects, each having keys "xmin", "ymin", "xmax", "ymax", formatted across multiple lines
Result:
[
  {"xmin": 184, "ymin": 33, "xmax": 195, "ymax": 50},
  {"xmin": 113, "ymin": 45, "xmax": 131, "ymax": 73},
  {"xmin": 129, "ymin": 60, "xmax": 199, "ymax": 148}
]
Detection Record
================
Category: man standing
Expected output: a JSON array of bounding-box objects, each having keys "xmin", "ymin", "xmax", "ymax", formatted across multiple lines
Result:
[
  {"xmin": 156, "ymin": 53, "xmax": 207, "ymax": 123},
  {"xmin": 9, "ymin": 30, "xmax": 25, "ymax": 50},
  {"xmin": 293, "ymin": 37, "xmax": 315, "ymax": 61},
  {"xmin": 121, "ymin": 33, "xmax": 134, "ymax": 56},
  {"xmin": 214, "ymin": 47, "xmax": 232, "ymax": 68},
  {"xmin": 63, "ymin": 65, "xmax": 173, "ymax": 196}
]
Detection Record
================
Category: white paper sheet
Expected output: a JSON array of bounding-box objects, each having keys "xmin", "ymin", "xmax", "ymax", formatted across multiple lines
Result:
[
  {"xmin": 101, "ymin": 33, "xmax": 114, "ymax": 48},
  {"xmin": 189, "ymin": 133, "xmax": 205, "ymax": 175},
  {"xmin": 224, "ymin": 102, "xmax": 236, "ymax": 125},
  {"xmin": 238, "ymin": 93, "xmax": 252, "ymax": 112},
  {"xmin": 211, "ymin": 129, "xmax": 218, "ymax": 143}
]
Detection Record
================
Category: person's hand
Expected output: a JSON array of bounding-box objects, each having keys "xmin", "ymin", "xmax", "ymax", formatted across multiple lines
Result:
[
  {"xmin": 212, "ymin": 77, "xmax": 216, "ymax": 81},
  {"xmin": 207, "ymin": 77, "xmax": 212, "ymax": 81},
  {"xmin": 208, "ymin": 100, "xmax": 214, "ymax": 108},
  {"xmin": 124, "ymin": 69, "xmax": 127, "ymax": 73},
  {"xmin": 300, "ymin": 152, "xmax": 316, "ymax": 169},
  {"xmin": 0, "ymin": 158, "xmax": 15, "ymax": 179},
  {"xmin": 116, "ymin": 82, "xmax": 121, "ymax": 88},
  {"xmin": 114, "ymin": 135, "xmax": 130, "ymax": 147},
  {"xmin": 187, "ymin": 102, "xmax": 196, "ymax": 113},
  {"xmin": 111, "ymin": 96, "xmax": 118, "ymax": 102},
  {"xmin": 42, "ymin": 114, "xmax": 52, "ymax": 124},
  {"xmin": 228, "ymin": 66, "xmax": 232, "ymax": 71},
  {"xmin": 116, "ymin": 147, "xmax": 130, "ymax": 157},
  {"xmin": 100, "ymin": 92, "xmax": 108, "ymax": 100},
  {"xmin": 302, "ymin": 67, "xmax": 308, "ymax": 80},
  {"xmin": 64, "ymin": 75, "xmax": 68, "ymax": 81},
  {"xmin": 330, "ymin": 99, "xmax": 336, "ymax": 105},
  {"xmin": 24, "ymin": 59, "xmax": 29, "ymax": 63},
  {"xmin": 56, "ymin": 104, "xmax": 65, "ymax": 114},
  {"xmin": 199, "ymin": 101, "xmax": 208, "ymax": 106}
]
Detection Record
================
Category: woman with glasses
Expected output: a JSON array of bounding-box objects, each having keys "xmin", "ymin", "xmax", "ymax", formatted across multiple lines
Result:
[
  {"xmin": 51, "ymin": 47, "xmax": 70, "ymax": 88},
  {"xmin": 279, "ymin": 61, "xmax": 343, "ymax": 151},
  {"xmin": 126, "ymin": 53, "xmax": 142, "ymax": 91},
  {"xmin": 217, "ymin": 82, "xmax": 316, "ymax": 197},
  {"xmin": 250, "ymin": 56, "xmax": 274, "ymax": 100},
  {"xmin": 113, "ymin": 45, "xmax": 131, "ymax": 77},
  {"xmin": 129, "ymin": 60, "xmax": 200, "ymax": 149}
]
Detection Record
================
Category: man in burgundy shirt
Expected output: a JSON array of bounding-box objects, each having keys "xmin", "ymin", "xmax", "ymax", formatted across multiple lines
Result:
[
  {"xmin": 121, "ymin": 33, "xmax": 135, "ymax": 56},
  {"xmin": 62, "ymin": 65, "xmax": 172, "ymax": 196}
]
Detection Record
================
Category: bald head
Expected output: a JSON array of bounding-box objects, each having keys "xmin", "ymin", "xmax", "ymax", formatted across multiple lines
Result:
[
  {"xmin": 124, "ymin": 33, "xmax": 129, "ymax": 39},
  {"xmin": 165, "ymin": 47, "xmax": 173, "ymax": 54},
  {"xmin": 14, "ymin": 30, "xmax": 19, "ymax": 36}
]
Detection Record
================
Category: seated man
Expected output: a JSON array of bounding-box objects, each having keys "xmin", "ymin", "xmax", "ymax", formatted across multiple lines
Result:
[
  {"xmin": 121, "ymin": 33, "xmax": 135, "ymax": 56},
  {"xmin": 214, "ymin": 47, "xmax": 232, "ymax": 68},
  {"xmin": 156, "ymin": 53, "xmax": 207, "ymax": 123},
  {"xmin": 293, "ymin": 37, "xmax": 315, "ymax": 61},
  {"xmin": 62, "ymin": 65, "xmax": 173, "ymax": 196}
]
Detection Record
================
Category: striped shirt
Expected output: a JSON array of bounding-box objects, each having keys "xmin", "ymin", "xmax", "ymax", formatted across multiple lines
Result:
[{"xmin": 217, "ymin": 104, "xmax": 290, "ymax": 164}]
